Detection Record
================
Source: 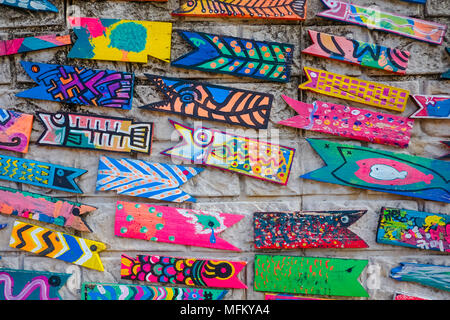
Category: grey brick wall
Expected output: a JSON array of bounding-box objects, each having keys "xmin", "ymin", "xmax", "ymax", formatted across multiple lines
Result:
[{"xmin": 0, "ymin": 0, "xmax": 448, "ymax": 300}]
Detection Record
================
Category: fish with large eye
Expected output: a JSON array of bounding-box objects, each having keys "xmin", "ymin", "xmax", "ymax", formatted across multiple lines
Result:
[{"xmin": 369, "ymin": 164, "xmax": 408, "ymax": 181}]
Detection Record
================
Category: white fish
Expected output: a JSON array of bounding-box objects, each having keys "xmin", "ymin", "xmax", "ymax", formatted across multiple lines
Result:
[{"xmin": 369, "ymin": 164, "xmax": 408, "ymax": 181}]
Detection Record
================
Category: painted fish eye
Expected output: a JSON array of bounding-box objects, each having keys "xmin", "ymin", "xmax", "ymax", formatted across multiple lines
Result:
[
  {"xmin": 52, "ymin": 113, "xmax": 66, "ymax": 125},
  {"xmin": 180, "ymin": 92, "xmax": 195, "ymax": 103},
  {"xmin": 193, "ymin": 128, "xmax": 213, "ymax": 147},
  {"xmin": 48, "ymin": 276, "xmax": 61, "ymax": 287},
  {"xmin": 340, "ymin": 215, "xmax": 350, "ymax": 224}
]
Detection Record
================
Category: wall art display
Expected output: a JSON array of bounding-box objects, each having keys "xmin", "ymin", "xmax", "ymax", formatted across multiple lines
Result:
[
  {"xmin": 0, "ymin": 108, "xmax": 33, "ymax": 153},
  {"xmin": 0, "ymin": 0, "xmax": 58, "ymax": 12},
  {"xmin": 0, "ymin": 34, "xmax": 71, "ymax": 57},
  {"xmin": 410, "ymin": 95, "xmax": 450, "ymax": 119},
  {"xmin": 140, "ymin": 75, "xmax": 273, "ymax": 129},
  {"xmin": 96, "ymin": 156, "xmax": 204, "ymax": 203},
  {"xmin": 171, "ymin": 30, "xmax": 294, "ymax": 83},
  {"xmin": 36, "ymin": 112, "xmax": 153, "ymax": 154},
  {"xmin": 301, "ymin": 139, "xmax": 450, "ymax": 203},
  {"xmin": 390, "ymin": 262, "xmax": 450, "ymax": 292},
  {"xmin": 279, "ymin": 96, "xmax": 413, "ymax": 148},
  {"xmin": 161, "ymin": 120, "xmax": 295, "ymax": 185}
]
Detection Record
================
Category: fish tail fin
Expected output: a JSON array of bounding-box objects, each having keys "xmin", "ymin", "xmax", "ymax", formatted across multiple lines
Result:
[
  {"xmin": 399, "ymin": 171, "xmax": 408, "ymax": 179},
  {"xmin": 129, "ymin": 124, "xmax": 153, "ymax": 153}
]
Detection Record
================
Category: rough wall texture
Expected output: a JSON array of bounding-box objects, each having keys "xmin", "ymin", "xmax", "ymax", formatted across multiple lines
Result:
[{"xmin": 0, "ymin": 0, "xmax": 449, "ymax": 300}]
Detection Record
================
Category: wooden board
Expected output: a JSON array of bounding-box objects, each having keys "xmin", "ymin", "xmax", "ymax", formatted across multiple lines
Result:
[
  {"xmin": 140, "ymin": 75, "xmax": 273, "ymax": 129},
  {"xmin": 172, "ymin": 0, "xmax": 307, "ymax": 21},
  {"xmin": 0, "ymin": 108, "xmax": 33, "ymax": 153},
  {"xmin": 376, "ymin": 207, "xmax": 450, "ymax": 253},
  {"xmin": 0, "ymin": 185, "xmax": 95, "ymax": 232},
  {"xmin": 390, "ymin": 262, "xmax": 450, "ymax": 292},
  {"xmin": 0, "ymin": 154, "xmax": 86, "ymax": 194},
  {"xmin": 410, "ymin": 95, "xmax": 450, "ymax": 119},
  {"xmin": 254, "ymin": 254, "xmax": 369, "ymax": 297},
  {"xmin": 171, "ymin": 30, "xmax": 294, "ymax": 83},
  {"xmin": 299, "ymin": 66, "xmax": 410, "ymax": 112},
  {"xmin": 96, "ymin": 156, "xmax": 204, "ymax": 203},
  {"xmin": 279, "ymin": 96, "xmax": 414, "ymax": 148},
  {"xmin": 115, "ymin": 200, "xmax": 243, "ymax": 251},
  {"xmin": 17, "ymin": 61, "xmax": 134, "ymax": 110},
  {"xmin": 0, "ymin": 34, "xmax": 70, "ymax": 57},
  {"xmin": 254, "ymin": 210, "xmax": 368, "ymax": 249},
  {"xmin": 302, "ymin": 30, "xmax": 410, "ymax": 75},
  {"xmin": 301, "ymin": 139, "xmax": 450, "ymax": 203},
  {"xmin": 0, "ymin": 268, "xmax": 69, "ymax": 300},
  {"xmin": 36, "ymin": 112, "xmax": 153, "ymax": 154},
  {"xmin": 121, "ymin": 254, "xmax": 247, "ymax": 289},
  {"xmin": 82, "ymin": 282, "xmax": 228, "ymax": 300},
  {"xmin": 67, "ymin": 17, "xmax": 172, "ymax": 63},
  {"xmin": 9, "ymin": 221, "xmax": 106, "ymax": 271},
  {"xmin": 0, "ymin": 0, "xmax": 58, "ymax": 12},
  {"xmin": 317, "ymin": 0, "xmax": 447, "ymax": 45},
  {"xmin": 161, "ymin": 120, "xmax": 295, "ymax": 185}
]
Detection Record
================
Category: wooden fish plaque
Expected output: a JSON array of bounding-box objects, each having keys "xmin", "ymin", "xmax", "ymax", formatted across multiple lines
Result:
[
  {"xmin": 0, "ymin": 154, "xmax": 86, "ymax": 194},
  {"xmin": 301, "ymin": 139, "xmax": 450, "ymax": 203},
  {"xmin": 82, "ymin": 282, "xmax": 228, "ymax": 300},
  {"xmin": 115, "ymin": 200, "xmax": 243, "ymax": 251},
  {"xmin": 0, "ymin": 268, "xmax": 70, "ymax": 300},
  {"xmin": 0, "ymin": 34, "xmax": 71, "ymax": 57},
  {"xmin": 121, "ymin": 254, "xmax": 247, "ymax": 289},
  {"xmin": 0, "ymin": 0, "xmax": 58, "ymax": 12},
  {"xmin": 254, "ymin": 210, "xmax": 368, "ymax": 249},
  {"xmin": 9, "ymin": 220, "xmax": 106, "ymax": 271},
  {"xmin": 140, "ymin": 75, "xmax": 273, "ymax": 129},
  {"xmin": 172, "ymin": 0, "xmax": 307, "ymax": 21},
  {"xmin": 254, "ymin": 254, "xmax": 369, "ymax": 297},
  {"xmin": 68, "ymin": 17, "xmax": 172, "ymax": 63},
  {"xmin": 36, "ymin": 112, "xmax": 153, "ymax": 154},
  {"xmin": 390, "ymin": 262, "xmax": 450, "ymax": 292},
  {"xmin": 279, "ymin": 96, "xmax": 414, "ymax": 148},
  {"xmin": 17, "ymin": 61, "xmax": 134, "ymax": 110},
  {"xmin": 171, "ymin": 30, "xmax": 294, "ymax": 83},
  {"xmin": 302, "ymin": 30, "xmax": 410, "ymax": 74},
  {"xmin": 0, "ymin": 108, "xmax": 33, "ymax": 153},
  {"xmin": 317, "ymin": 0, "xmax": 447, "ymax": 45},
  {"xmin": 410, "ymin": 95, "xmax": 449, "ymax": 119},
  {"xmin": 0, "ymin": 185, "xmax": 95, "ymax": 232},
  {"xmin": 96, "ymin": 156, "xmax": 204, "ymax": 203},
  {"xmin": 299, "ymin": 67, "xmax": 410, "ymax": 112},
  {"xmin": 377, "ymin": 207, "xmax": 450, "ymax": 253},
  {"xmin": 161, "ymin": 120, "xmax": 296, "ymax": 185}
]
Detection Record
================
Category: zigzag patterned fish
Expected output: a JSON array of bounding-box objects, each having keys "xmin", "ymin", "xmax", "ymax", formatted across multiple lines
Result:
[
  {"xmin": 0, "ymin": 268, "xmax": 70, "ymax": 300},
  {"xmin": 0, "ymin": 34, "xmax": 71, "ymax": 57},
  {"xmin": 0, "ymin": 154, "xmax": 86, "ymax": 193},
  {"xmin": 0, "ymin": 0, "xmax": 58, "ymax": 12},
  {"xmin": 36, "ymin": 112, "xmax": 153, "ymax": 154},
  {"xmin": 172, "ymin": 30, "xmax": 295, "ymax": 83},
  {"xmin": 9, "ymin": 221, "xmax": 106, "ymax": 271},
  {"xmin": 96, "ymin": 156, "xmax": 204, "ymax": 203},
  {"xmin": 140, "ymin": 75, "xmax": 273, "ymax": 129},
  {"xmin": 172, "ymin": 0, "xmax": 307, "ymax": 21}
]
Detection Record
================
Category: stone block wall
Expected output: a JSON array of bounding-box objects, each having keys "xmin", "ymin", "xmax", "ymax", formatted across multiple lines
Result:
[{"xmin": 0, "ymin": 0, "xmax": 448, "ymax": 300}]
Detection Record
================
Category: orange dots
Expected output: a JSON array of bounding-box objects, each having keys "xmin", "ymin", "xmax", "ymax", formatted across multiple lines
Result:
[
  {"xmin": 244, "ymin": 69, "xmax": 251, "ymax": 74},
  {"xmin": 210, "ymin": 62, "xmax": 217, "ymax": 68},
  {"xmin": 218, "ymin": 43, "xmax": 224, "ymax": 49},
  {"xmin": 261, "ymin": 46, "xmax": 268, "ymax": 52},
  {"xmin": 274, "ymin": 47, "xmax": 280, "ymax": 53},
  {"xmin": 218, "ymin": 58, "xmax": 225, "ymax": 64},
  {"xmin": 264, "ymin": 52, "xmax": 271, "ymax": 58},
  {"xmin": 230, "ymin": 40, "xmax": 237, "ymax": 46},
  {"xmin": 233, "ymin": 61, "xmax": 240, "ymax": 66},
  {"xmin": 278, "ymin": 54, "xmax": 285, "ymax": 60},
  {"xmin": 248, "ymin": 63, "xmax": 254, "ymax": 68},
  {"xmin": 245, "ymin": 42, "xmax": 253, "ymax": 49},
  {"xmin": 277, "ymin": 66, "xmax": 284, "ymax": 72},
  {"xmin": 229, "ymin": 66, "xmax": 235, "ymax": 71},
  {"xmin": 234, "ymin": 46, "xmax": 241, "ymax": 53},
  {"xmin": 249, "ymin": 49, "xmax": 255, "ymax": 56},
  {"xmin": 213, "ymin": 36, "xmax": 219, "ymax": 43},
  {"xmin": 285, "ymin": 47, "xmax": 292, "ymax": 52}
]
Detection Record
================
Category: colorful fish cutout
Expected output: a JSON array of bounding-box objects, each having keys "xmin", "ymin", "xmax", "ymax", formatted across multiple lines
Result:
[
  {"xmin": 254, "ymin": 254, "xmax": 369, "ymax": 297},
  {"xmin": 0, "ymin": 108, "xmax": 33, "ymax": 153},
  {"xmin": 0, "ymin": 0, "xmax": 58, "ymax": 12},
  {"xmin": 115, "ymin": 200, "xmax": 243, "ymax": 251},
  {"xmin": 171, "ymin": 30, "xmax": 294, "ymax": 83},
  {"xmin": 0, "ymin": 34, "xmax": 70, "ymax": 57},
  {"xmin": 140, "ymin": 75, "xmax": 273, "ymax": 129},
  {"xmin": 254, "ymin": 210, "xmax": 368, "ymax": 249},
  {"xmin": 377, "ymin": 207, "xmax": 450, "ymax": 253},
  {"xmin": 0, "ymin": 268, "xmax": 70, "ymax": 300},
  {"xmin": 299, "ymin": 66, "xmax": 410, "ymax": 112},
  {"xmin": 279, "ymin": 96, "xmax": 414, "ymax": 148},
  {"xmin": 0, "ymin": 185, "xmax": 95, "ymax": 232},
  {"xmin": 410, "ymin": 95, "xmax": 450, "ymax": 119},
  {"xmin": 317, "ymin": 0, "xmax": 447, "ymax": 45},
  {"xmin": 36, "ymin": 112, "xmax": 153, "ymax": 154},
  {"xmin": 9, "ymin": 220, "xmax": 106, "ymax": 271},
  {"xmin": 301, "ymin": 139, "xmax": 450, "ymax": 203},
  {"xmin": 121, "ymin": 254, "xmax": 247, "ymax": 289},
  {"xmin": 96, "ymin": 156, "xmax": 204, "ymax": 203},
  {"xmin": 0, "ymin": 154, "xmax": 86, "ymax": 194},
  {"xmin": 439, "ymin": 141, "xmax": 450, "ymax": 160},
  {"xmin": 82, "ymin": 282, "xmax": 228, "ymax": 300},
  {"xmin": 161, "ymin": 120, "xmax": 296, "ymax": 185},
  {"xmin": 172, "ymin": 0, "xmax": 307, "ymax": 21},
  {"xmin": 390, "ymin": 262, "xmax": 450, "ymax": 292},
  {"xmin": 302, "ymin": 30, "xmax": 410, "ymax": 75},
  {"xmin": 67, "ymin": 17, "xmax": 172, "ymax": 63},
  {"xmin": 17, "ymin": 61, "xmax": 134, "ymax": 110}
]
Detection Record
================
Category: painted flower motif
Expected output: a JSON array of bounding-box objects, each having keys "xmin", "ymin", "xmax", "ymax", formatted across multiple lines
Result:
[
  {"xmin": 252, "ymin": 165, "xmax": 262, "ymax": 174},
  {"xmin": 184, "ymin": 288, "xmax": 203, "ymax": 300}
]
